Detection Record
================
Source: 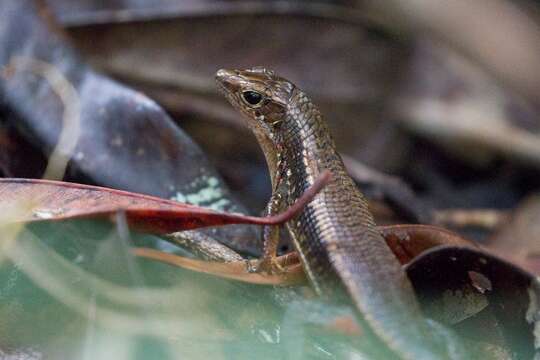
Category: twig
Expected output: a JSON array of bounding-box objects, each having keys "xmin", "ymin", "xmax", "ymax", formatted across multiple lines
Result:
[{"xmin": 433, "ymin": 208, "xmax": 509, "ymax": 229}]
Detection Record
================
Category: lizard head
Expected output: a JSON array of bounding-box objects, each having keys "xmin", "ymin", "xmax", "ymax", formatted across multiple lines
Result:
[{"xmin": 216, "ymin": 67, "xmax": 295, "ymax": 137}]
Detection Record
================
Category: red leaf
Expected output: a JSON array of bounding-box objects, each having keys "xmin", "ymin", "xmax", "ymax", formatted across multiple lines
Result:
[{"xmin": 0, "ymin": 171, "xmax": 330, "ymax": 233}]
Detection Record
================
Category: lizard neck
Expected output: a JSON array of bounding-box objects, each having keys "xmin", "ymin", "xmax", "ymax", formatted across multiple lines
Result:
[
  {"xmin": 252, "ymin": 129, "xmax": 282, "ymax": 189},
  {"xmin": 277, "ymin": 89, "xmax": 341, "ymax": 186}
]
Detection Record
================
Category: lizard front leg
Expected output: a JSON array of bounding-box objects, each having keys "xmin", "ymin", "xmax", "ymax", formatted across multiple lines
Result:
[
  {"xmin": 252, "ymin": 154, "xmax": 288, "ymax": 274},
  {"xmin": 254, "ymin": 189, "xmax": 286, "ymax": 274}
]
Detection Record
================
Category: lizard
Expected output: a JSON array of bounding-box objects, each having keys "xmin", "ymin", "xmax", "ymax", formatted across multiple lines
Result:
[{"xmin": 215, "ymin": 67, "xmax": 465, "ymax": 359}]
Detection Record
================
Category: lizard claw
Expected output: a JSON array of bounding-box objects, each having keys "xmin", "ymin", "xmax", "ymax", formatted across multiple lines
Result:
[
  {"xmin": 244, "ymin": 259, "xmax": 258, "ymax": 273},
  {"xmin": 251, "ymin": 257, "xmax": 287, "ymax": 275}
]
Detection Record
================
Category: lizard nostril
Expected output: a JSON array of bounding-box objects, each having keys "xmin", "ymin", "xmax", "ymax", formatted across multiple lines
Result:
[
  {"xmin": 215, "ymin": 69, "xmax": 234, "ymax": 81},
  {"xmin": 215, "ymin": 69, "xmax": 241, "ymax": 93}
]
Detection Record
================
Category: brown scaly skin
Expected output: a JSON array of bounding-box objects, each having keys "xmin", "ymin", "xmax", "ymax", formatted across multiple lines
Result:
[{"xmin": 216, "ymin": 68, "xmax": 465, "ymax": 359}]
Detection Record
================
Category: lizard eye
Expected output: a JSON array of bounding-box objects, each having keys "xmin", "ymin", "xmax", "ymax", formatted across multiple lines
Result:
[{"xmin": 241, "ymin": 91, "xmax": 263, "ymax": 106}]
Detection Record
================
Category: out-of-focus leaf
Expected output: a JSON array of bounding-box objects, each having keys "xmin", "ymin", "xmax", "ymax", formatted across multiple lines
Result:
[
  {"xmin": 0, "ymin": 348, "xmax": 42, "ymax": 359},
  {"xmin": 406, "ymin": 245, "xmax": 539, "ymax": 358},
  {"xmin": 395, "ymin": 41, "xmax": 540, "ymax": 167},
  {"xmin": 488, "ymin": 195, "xmax": 540, "ymax": 275},
  {"xmin": 0, "ymin": 0, "xmax": 259, "ymax": 253},
  {"xmin": 0, "ymin": 172, "xmax": 330, "ymax": 233},
  {"xmin": 0, "ymin": 221, "xmax": 315, "ymax": 359},
  {"xmin": 50, "ymin": 0, "xmax": 540, "ymax": 110},
  {"xmin": 365, "ymin": 0, "xmax": 540, "ymax": 106},
  {"xmin": 47, "ymin": 0, "xmax": 356, "ymax": 27},
  {"xmin": 66, "ymin": 16, "xmax": 397, "ymax": 104}
]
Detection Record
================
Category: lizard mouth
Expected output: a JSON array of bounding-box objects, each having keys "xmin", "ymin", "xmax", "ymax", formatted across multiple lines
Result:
[
  {"xmin": 215, "ymin": 72, "xmax": 227, "ymax": 94},
  {"xmin": 215, "ymin": 79, "xmax": 227, "ymax": 97}
]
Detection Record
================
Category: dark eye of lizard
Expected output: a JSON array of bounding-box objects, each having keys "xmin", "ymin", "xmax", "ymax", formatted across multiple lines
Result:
[{"xmin": 242, "ymin": 91, "xmax": 263, "ymax": 106}]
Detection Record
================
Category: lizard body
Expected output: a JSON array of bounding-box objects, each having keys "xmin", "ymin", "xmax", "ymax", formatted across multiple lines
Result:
[{"xmin": 216, "ymin": 67, "xmax": 462, "ymax": 359}]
